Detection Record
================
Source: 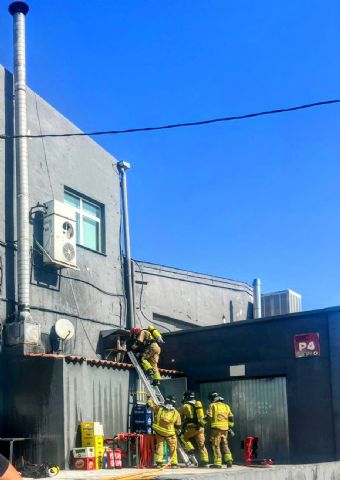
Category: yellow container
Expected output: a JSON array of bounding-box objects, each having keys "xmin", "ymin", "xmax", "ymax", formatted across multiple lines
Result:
[
  {"xmin": 81, "ymin": 436, "xmax": 104, "ymax": 449},
  {"xmin": 81, "ymin": 432, "xmax": 97, "ymax": 440},
  {"xmin": 80, "ymin": 422, "xmax": 104, "ymax": 436}
]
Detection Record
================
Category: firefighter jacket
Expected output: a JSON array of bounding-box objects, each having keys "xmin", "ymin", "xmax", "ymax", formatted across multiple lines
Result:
[
  {"xmin": 138, "ymin": 327, "xmax": 163, "ymax": 348},
  {"xmin": 206, "ymin": 401, "xmax": 234, "ymax": 430},
  {"xmin": 179, "ymin": 401, "xmax": 206, "ymax": 430},
  {"xmin": 128, "ymin": 326, "xmax": 163, "ymax": 353},
  {"xmin": 147, "ymin": 400, "xmax": 181, "ymax": 437}
]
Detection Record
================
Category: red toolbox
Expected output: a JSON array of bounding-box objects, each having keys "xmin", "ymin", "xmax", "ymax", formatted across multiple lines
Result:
[{"xmin": 72, "ymin": 457, "xmax": 95, "ymax": 470}]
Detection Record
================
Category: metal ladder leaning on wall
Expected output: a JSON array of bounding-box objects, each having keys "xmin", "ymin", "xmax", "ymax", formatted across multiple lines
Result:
[{"xmin": 127, "ymin": 351, "xmax": 196, "ymax": 467}]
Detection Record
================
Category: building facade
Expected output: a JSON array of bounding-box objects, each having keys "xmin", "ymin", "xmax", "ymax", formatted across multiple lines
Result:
[
  {"xmin": 0, "ymin": 65, "xmax": 125, "ymax": 357},
  {"xmin": 161, "ymin": 306, "xmax": 340, "ymax": 464},
  {"xmin": 0, "ymin": 64, "xmax": 254, "ymax": 356},
  {"xmin": 0, "ymin": 62, "xmax": 255, "ymax": 467}
]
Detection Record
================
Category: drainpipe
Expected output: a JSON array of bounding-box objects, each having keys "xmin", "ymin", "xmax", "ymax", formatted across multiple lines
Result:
[
  {"xmin": 9, "ymin": 1, "xmax": 31, "ymax": 322},
  {"xmin": 253, "ymin": 278, "xmax": 262, "ymax": 319},
  {"xmin": 118, "ymin": 161, "xmax": 134, "ymax": 330}
]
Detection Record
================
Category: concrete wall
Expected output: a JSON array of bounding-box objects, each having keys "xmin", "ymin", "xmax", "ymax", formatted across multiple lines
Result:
[
  {"xmin": 0, "ymin": 66, "xmax": 125, "ymax": 356},
  {"xmin": 160, "ymin": 307, "xmax": 340, "ymax": 464},
  {"xmin": 133, "ymin": 261, "xmax": 253, "ymax": 331}
]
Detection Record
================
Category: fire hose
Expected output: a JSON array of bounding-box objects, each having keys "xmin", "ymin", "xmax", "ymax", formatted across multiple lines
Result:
[{"xmin": 102, "ymin": 448, "xmax": 177, "ymax": 480}]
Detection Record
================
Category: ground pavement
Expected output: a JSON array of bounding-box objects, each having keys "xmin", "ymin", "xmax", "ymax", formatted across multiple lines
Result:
[{"xmin": 25, "ymin": 462, "xmax": 340, "ymax": 480}]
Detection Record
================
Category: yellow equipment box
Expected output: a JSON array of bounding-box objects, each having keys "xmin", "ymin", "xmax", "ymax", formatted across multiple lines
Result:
[{"xmin": 80, "ymin": 422, "xmax": 104, "ymax": 436}]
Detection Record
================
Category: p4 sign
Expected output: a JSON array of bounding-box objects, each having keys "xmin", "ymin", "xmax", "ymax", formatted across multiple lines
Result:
[{"xmin": 294, "ymin": 333, "xmax": 320, "ymax": 358}]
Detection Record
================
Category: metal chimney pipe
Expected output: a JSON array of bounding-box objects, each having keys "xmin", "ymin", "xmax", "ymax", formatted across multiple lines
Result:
[
  {"xmin": 118, "ymin": 161, "xmax": 134, "ymax": 330},
  {"xmin": 252, "ymin": 278, "xmax": 262, "ymax": 319},
  {"xmin": 9, "ymin": 2, "xmax": 31, "ymax": 321}
]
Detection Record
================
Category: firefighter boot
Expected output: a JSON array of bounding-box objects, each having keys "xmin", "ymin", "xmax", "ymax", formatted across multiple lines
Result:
[{"xmin": 223, "ymin": 452, "xmax": 233, "ymax": 468}]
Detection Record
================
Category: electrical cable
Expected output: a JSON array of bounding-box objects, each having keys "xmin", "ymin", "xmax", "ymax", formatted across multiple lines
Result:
[
  {"xmin": 133, "ymin": 260, "xmax": 172, "ymax": 334},
  {"xmin": 66, "ymin": 269, "xmax": 100, "ymax": 357},
  {"xmin": 135, "ymin": 268, "xmax": 253, "ymax": 295},
  {"xmin": 0, "ymin": 239, "xmax": 17, "ymax": 250},
  {"xmin": 34, "ymin": 94, "xmax": 54, "ymax": 198},
  {"xmin": 0, "ymin": 256, "xmax": 3, "ymax": 293},
  {"xmin": 32, "ymin": 242, "xmax": 124, "ymax": 297},
  {"xmin": 0, "ymin": 99, "xmax": 339, "ymax": 139},
  {"xmin": 102, "ymin": 447, "xmax": 177, "ymax": 480},
  {"xmin": 136, "ymin": 260, "xmax": 253, "ymax": 292},
  {"xmin": 0, "ymin": 296, "xmax": 120, "ymax": 326}
]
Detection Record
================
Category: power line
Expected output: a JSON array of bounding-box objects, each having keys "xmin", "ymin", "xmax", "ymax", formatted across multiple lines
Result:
[{"xmin": 0, "ymin": 99, "xmax": 339, "ymax": 140}]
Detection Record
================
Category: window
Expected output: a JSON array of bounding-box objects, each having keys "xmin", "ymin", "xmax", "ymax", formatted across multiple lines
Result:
[{"xmin": 64, "ymin": 189, "xmax": 105, "ymax": 253}]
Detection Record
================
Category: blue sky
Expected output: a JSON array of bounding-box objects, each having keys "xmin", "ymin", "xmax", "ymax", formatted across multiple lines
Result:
[{"xmin": 1, "ymin": 0, "xmax": 340, "ymax": 310}]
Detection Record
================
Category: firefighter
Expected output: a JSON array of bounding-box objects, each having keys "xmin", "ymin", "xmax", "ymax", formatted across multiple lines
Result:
[
  {"xmin": 147, "ymin": 395, "xmax": 181, "ymax": 468},
  {"xmin": 179, "ymin": 391, "xmax": 209, "ymax": 467},
  {"xmin": 127, "ymin": 325, "xmax": 164, "ymax": 386},
  {"xmin": 206, "ymin": 392, "xmax": 234, "ymax": 469}
]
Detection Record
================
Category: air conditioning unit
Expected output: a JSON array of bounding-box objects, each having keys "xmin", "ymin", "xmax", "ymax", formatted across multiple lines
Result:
[
  {"xmin": 43, "ymin": 200, "xmax": 78, "ymax": 269},
  {"xmin": 261, "ymin": 289, "xmax": 302, "ymax": 317}
]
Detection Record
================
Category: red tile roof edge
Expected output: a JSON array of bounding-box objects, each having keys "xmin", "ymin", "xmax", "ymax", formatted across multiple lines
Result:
[{"xmin": 25, "ymin": 353, "xmax": 184, "ymax": 375}]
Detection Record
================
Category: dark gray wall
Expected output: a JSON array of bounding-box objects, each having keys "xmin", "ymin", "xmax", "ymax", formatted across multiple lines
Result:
[
  {"xmin": 2, "ymin": 356, "xmax": 64, "ymax": 466},
  {"xmin": 327, "ymin": 310, "xmax": 340, "ymax": 460},
  {"xmin": 133, "ymin": 261, "xmax": 253, "ymax": 331},
  {"xmin": 160, "ymin": 307, "xmax": 340, "ymax": 464},
  {"xmin": 0, "ymin": 65, "xmax": 125, "ymax": 356},
  {"xmin": 1, "ymin": 356, "xmax": 131, "ymax": 468}
]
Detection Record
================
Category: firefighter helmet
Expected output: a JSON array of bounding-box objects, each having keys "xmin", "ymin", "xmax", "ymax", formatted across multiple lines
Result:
[
  {"xmin": 183, "ymin": 390, "xmax": 195, "ymax": 402},
  {"xmin": 208, "ymin": 391, "xmax": 224, "ymax": 402},
  {"xmin": 164, "ymin": 395, "xmax": 176, "ymax": 407},
  {"xmin": 130, "ymin": 327, "xmax": 141, "ymax": 336}
]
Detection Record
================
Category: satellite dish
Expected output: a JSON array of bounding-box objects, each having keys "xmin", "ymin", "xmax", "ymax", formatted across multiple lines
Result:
[{"xmin": 55, "ymin": 318, "xmax": 75, "ymax": 341}]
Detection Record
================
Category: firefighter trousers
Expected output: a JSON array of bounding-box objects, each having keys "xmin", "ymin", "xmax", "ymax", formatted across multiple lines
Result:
[
  {"xmin": 141, "ymin": 343, "xmax": 161, "ymax": 380},
  {"xmin": 180, "ymin": 427, "xmax": 209, "ymax": 462},
  {"xmin": 210, "ymin": 428, "xmax": 233, "ymax": 466},
  {"xmin": 155, "ymin": 433, "xmax": 178, "ymax": 465}
]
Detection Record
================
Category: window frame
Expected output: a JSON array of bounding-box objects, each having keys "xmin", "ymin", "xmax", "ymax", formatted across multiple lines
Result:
[{"xmin": 64, "ymin": 188, "xmax": 105, "ymax": 254}]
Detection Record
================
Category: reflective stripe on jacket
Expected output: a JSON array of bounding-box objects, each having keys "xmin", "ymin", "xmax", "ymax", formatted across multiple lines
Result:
[
  {"xmin": 206, "ymin": 401, "xmax": 234, "ymax": 430},
  {"xmin": 152, "ymin": 406, "xmax": 181, "ymax": 437}
]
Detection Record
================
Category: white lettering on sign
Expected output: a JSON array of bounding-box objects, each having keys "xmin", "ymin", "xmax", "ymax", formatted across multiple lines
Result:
[
  {"xmin": 299, "ymin": 341, "xmax": 316, "ymax": 352},
  {"xmin": 294, "ymin": 333, "xmax": 320, "ymax": 358}
]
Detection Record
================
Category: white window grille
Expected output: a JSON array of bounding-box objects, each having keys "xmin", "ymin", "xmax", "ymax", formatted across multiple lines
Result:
[{"xmin": 64, "ymin": 189, "xmax": 104, "ymax": 253}]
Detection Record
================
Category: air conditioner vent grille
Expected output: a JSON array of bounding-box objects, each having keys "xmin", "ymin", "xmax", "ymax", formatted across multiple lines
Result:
[{"xmin": 63, "ymin": 242, "xmax": 75, "ymax": 262}]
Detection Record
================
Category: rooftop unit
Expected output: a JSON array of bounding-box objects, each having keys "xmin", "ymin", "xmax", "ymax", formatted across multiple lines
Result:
[{"xmin": 261, "ymin": 289, "xmax": 302, "ymax": 317}]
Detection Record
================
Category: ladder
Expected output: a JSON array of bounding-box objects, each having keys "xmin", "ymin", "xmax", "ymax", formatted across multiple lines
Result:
[
  {"xmin": 127, "ymin": 351, "xmax": 196, "ymax": 467},
  {"xmin": 127, "ymin": 351, "xmax": 164, "ymax": 404}
]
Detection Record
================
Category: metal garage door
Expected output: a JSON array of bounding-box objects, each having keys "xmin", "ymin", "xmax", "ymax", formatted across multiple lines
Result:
[{"xmin": 199, "ymin": 377, "xmax": 289, "ymax": 464}]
